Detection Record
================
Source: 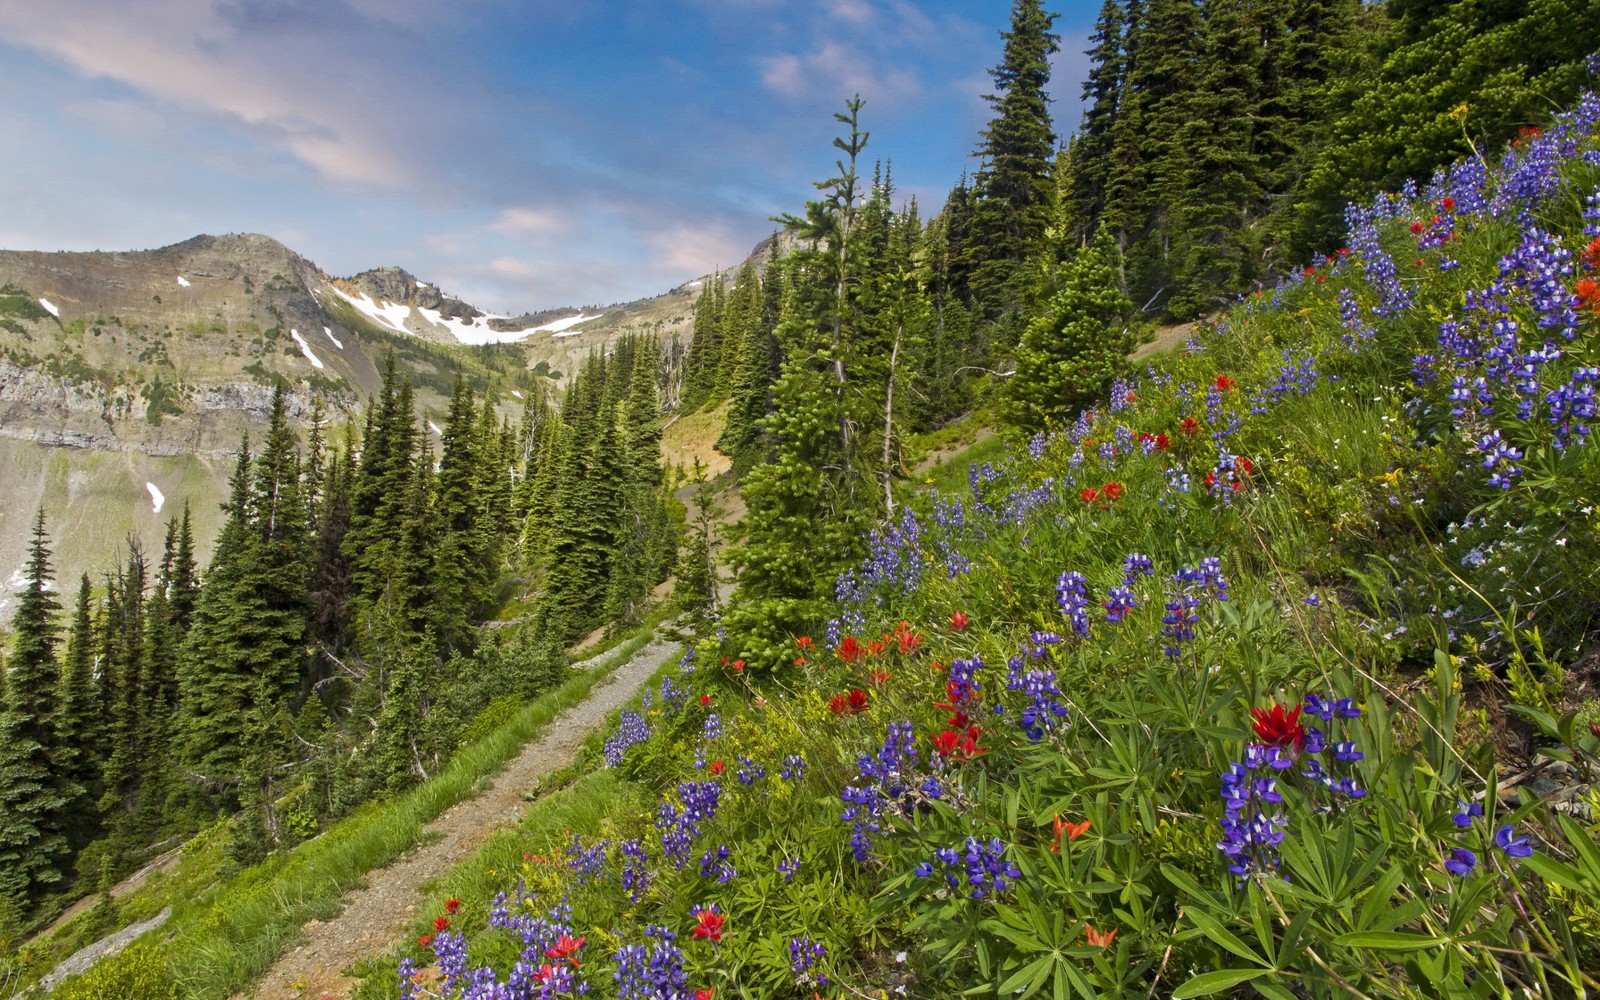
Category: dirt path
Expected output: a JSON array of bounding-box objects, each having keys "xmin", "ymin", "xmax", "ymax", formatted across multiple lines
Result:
[{"xmin": 238, "ymin": 633, "xmax": 682, "ymax": 1000}]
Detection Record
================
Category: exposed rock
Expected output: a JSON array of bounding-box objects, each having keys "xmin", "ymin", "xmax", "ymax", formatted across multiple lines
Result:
[{"xmin": 37, "ymin": 906, "xmax": 172, "ymax": 993}]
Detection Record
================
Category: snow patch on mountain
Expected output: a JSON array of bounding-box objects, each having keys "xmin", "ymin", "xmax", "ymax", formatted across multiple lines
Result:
[
  {"xmin": 177, "ymin": 275, "xmax": 191, "ymax": 287},
  {"xmin": 330, "ymin": 286, "xmax": 412, "ymax": 334},
  {"xmin": 146, "ymin": 482, "xmax": 165, "ymax": 513},
  {"xmin": 428, "ymin": 420, "xmax": 443, "ymax": 436},
  {"xmin": 537, "ymin": 312, "xmax": 604, "ymax": 336},
  {"xmin": 415, "ymin": 306, "xmax": 545, "ymax": 346},
  {"xmin": 290, "ymin": 329, "xmax": 325, "ymax": 369},
  {"xmin": 38, "ymin": 297, "xmax": 58, "ymax": 317},
  {"xmin": 511, "ymin": 389, "xmax": 523, "ymax": 399},
  {"xmin": 323, "ymin": 326, "xmax": 344, "ymax": 349}
]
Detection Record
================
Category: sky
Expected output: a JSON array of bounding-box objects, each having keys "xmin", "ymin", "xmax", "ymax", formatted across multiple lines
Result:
[{"xmin": 0, "ymin": 1, "xmax": 1098, "ymax": 314}]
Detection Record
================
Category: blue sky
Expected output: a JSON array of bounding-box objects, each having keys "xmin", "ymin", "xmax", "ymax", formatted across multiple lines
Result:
[{"xmin": 0, "ymin": 1, "xmax": 1097, "ymax": 312}]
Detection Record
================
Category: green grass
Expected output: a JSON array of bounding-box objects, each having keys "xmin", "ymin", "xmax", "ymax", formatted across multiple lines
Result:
[
  {"xmin": 921, "ymin": 430, "xmax": 1008, "ymax": 495},
  {"xmin": 30, "ymin": 618, "xmax": 666, "ymax": 1000}
]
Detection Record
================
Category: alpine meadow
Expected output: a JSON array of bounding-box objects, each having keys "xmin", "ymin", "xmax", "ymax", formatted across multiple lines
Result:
[{"xmin": 5, "ymin": 2, "xmax": 1600, "ymax": 999}]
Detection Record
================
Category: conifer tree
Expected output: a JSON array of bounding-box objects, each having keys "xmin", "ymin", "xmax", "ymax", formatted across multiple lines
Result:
[
  {"xmin": 57, "ymin": 573, "xmax": 100, "ymax": 847},
  {"xmin": 730, "ymin": 98, "xmax": 885, "ymax": 658},
  {"xmin": 967, "ymin": 0, "xmax": 1060, "ymax": 314},
  {"xmin": 168, "ymin": 504, "xmax": 198, "ymax": 632},
  {"xmin": 1066, "ymin": 0, "xmax": 1127, "ymax": 242},
  {"xmin": 0, "ymin": 511, "xmax": 72, "ymax": 903},
  {"xmin": 1001, "ymin": 231, "xmax": 1133, "ymax": 431},
  {"xmin": 180, "ymin": 394, "xmax": 312, "ymax": 799},
  {"xmin": 717, "ymin": 262, "xmax": 783, "ymax": 475},
  {"xmin": 431, "ymin": 376, "xmax": 491, "ymax": 650},
  {"xmin": 99, "ymin": 540, "xmax": 150, "ymax": 838}
]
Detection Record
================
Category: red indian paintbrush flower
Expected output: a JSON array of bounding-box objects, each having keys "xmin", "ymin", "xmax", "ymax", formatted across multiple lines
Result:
[
  {"xmin": 1050, "ymin": 816, "xmax": 1091, "ymax": 852},
  {"xmin": 1251, "ymin": 704, "xmax": 1305, "ymax": 752},
  {"xmin": 710, "ymin": 759, "xmax": 726, "ymax": 775},
  {"xmin": 1085, "ymin": 926, "xmax": 1118, "ymax": 948},
  {"xmin": 829, "ymin": 689, "xmax": 870, "ymax": 715},
  {"xmin": 692, "ymin": 907, "xmax": 725, "ymax": 941},
  {"xmin": 838, "ymin": 635, "xmax": 863, "ymax": 663},
  {"xmin": 1180, "ymin": 416, "xmax": 1201, "ymax": 436},
  {"xmin": 1079, "ymin": 486, "xmax": 1099, "ymax": 504},
  {"xmin": 434, "ymin": 915, "xmax": 450, "ymax": 931},
  {"xmin": 1215, "ymin": 374, "xmax": 1235, "ymax": 391},
  {"xmin": 445, "ymin": 898, "xmax": 461, "ymax": 914},
  {"xmin": 932, "ymin": 724, "xmax": 986, "ymax": 760},
  {"xmin": 1102, "ymin": 482, "xmax": 1124, "ymax": 501},
  {"xmin": 893, "ymin": 621, "xmax": 922, "ymax": 654},
  {"xmin": 1583, "ymin": 237, "xmax": 1600, "ymax": 271},
  {"xmin": 949, "ymin": 612, "xmax": 970, "ymax": 632},
  {"xmin": 545, "ymin": 933, "xmax": 586, "ymax": 967},
  {"xmin": 1576, "ymin": 277, "xmax": 1600, "ymax": 315}
]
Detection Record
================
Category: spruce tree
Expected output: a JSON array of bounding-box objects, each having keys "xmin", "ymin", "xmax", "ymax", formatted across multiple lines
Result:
[
  {"xmin": 966, "ymin": 0, "xmax": 1060, "ymax": 314},
  {"xmin": 98, "ymin": 540, "xmax": 149, "ymax": 840},
  {"xmin": 1066, "ymin": 0, "xmax": 1127, "ymax": 242},
  {"xmin": 1000, "ymin": 231, "xmax": 1133, "ymax": 431},
  {"xmin": 180, "ymin": 398, "xmax": 311, "ymax": 799},
  {"xmin": 57, "ymin": 573, "xmax": 100, "ymax": 847},
  {"xmin": 0, "ymin": 510, "xmax": 73, "ymax": 903}
]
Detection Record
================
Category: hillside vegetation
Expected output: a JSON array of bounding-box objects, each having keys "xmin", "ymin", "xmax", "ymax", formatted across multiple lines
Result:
[
  {"xmin": 336, "ymin": 73, "xmax": 1600, "ymax": 1000},
  {"xmin": 8, "ymin": 3, "xmax": 1600, "ymax": 999}
]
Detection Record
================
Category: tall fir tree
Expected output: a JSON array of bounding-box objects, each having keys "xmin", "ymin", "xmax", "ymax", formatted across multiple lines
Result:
[
  {"xmin": 966, "ymin": 0, "xmax": 1060, "ymax": 315},
  {"xmin": 0, "ymin": 511, "xmax": 73, "ymax": 903},
  {"xmin": 57, "ymin": 573, "xmax": 100, "ymax": 848}
]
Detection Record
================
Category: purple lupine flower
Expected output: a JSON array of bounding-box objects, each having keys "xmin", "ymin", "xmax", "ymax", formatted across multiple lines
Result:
[
  {"xmin": 1056, "ymin": 571, "xmax": 1091, "ymax": 637},
  {"xmin": 566, "ymin": 833, "xmax": 610, "ymax": 885},
  {"xmin": 1104, "ymin": 585, "xmax": 1138, "ymax": 623},
  {"xmin": 620, "ymin": 839, "xmax": 650, "ymax": 902},
  {"xmin": 1444, "ymin": 847, "xmax": 1478, "ymax": 877},
  {"xmin": 789, "ymin": 935, "xmax": 829, "ymax": 986},
  {"xmin": 780, "ymin": 754, "xmax": 807, "ymax": 782},
  {"xmin": 1494, "ymin": 824, "xmax": 1534, "ymax": 858},
  {"xmin": 777, "ymin": 857, "xmax": 800, "ymax": 882},
  {"xmin": 605, "ymin": 710, "xmax": 652, "ymax": 767},
  {"xmin": 912, "ymin": 836, "xmax": 1022, "ymax": 900},
  {"xmin": 614, "ymin": 926, "xmax": 690, "ymax": 1000},
  {"xmin": 656, "ymin": 781, "xmax": 722, "ymax": 868},
  {"xmin": 841, "ymin": 720, "xmax": 923, "ymax": 860},
  {"xmin": 1452, "ymin": 800, "xmax": 1484, "ymax": 829},
  {"xmin": 1217, "ymin": 755, "xmax": 1290, "ymax": 881},
  {"xmin": 1122, "ymin": 552, "xmax": 1154, "ymax": 585},
  {"xmin": 736, "ymin": 755, "xmax": 766, "ymax": 786}
]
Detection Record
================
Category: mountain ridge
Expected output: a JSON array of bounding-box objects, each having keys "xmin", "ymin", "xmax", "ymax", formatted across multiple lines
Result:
[{"xmin": 0, "ymin": 229, "xmax": 761, "ymax": 612}]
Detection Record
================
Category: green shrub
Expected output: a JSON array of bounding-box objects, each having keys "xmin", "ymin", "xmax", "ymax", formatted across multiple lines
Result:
[{"xmin": 51, "ymin": 944, "xmax": 177, "ymax": 1000}]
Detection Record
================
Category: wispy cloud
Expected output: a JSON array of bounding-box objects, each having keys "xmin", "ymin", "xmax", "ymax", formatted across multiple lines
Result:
[{"xmin": 0, "ymin": 1, "xmax": 1098, "ymax": 311}]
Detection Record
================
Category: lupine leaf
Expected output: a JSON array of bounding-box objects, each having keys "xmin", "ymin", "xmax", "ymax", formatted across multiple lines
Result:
[{"xmin": 1171, "ymin": 967, "xmax": 1270, "ymax": 997}]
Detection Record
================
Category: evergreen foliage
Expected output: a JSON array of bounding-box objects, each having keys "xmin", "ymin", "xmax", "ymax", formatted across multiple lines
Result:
[
  {"xmin": 999, "ymin": 231, "xmax": 1133, "ymax": 431},
  {"xmin": 967, "ymin": 0, "xmax": 1061, "ymax": 314},
  {"xmin": 0, "ymin": 511, "xmax": 71, "ymax": 904}
]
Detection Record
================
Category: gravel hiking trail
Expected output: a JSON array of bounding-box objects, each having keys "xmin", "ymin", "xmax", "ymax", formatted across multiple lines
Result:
[{"xmin": 237, "ymin": 634, "xmax": 682, "ymax": 1000}]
